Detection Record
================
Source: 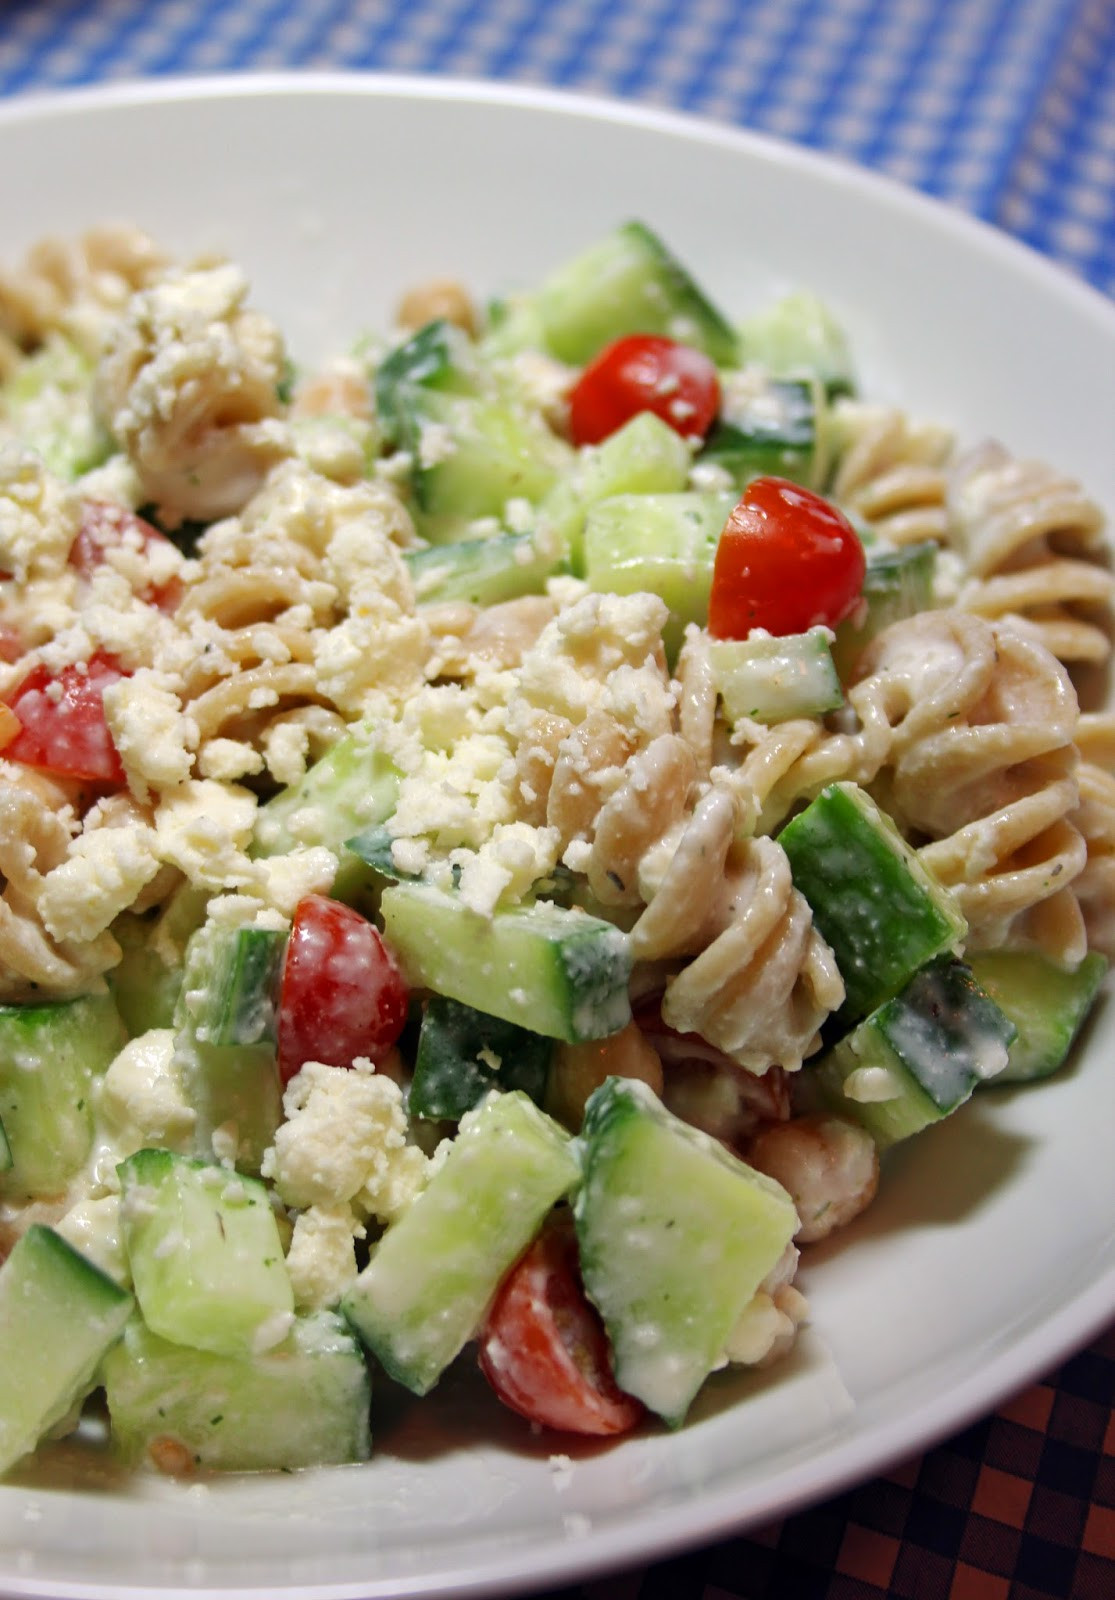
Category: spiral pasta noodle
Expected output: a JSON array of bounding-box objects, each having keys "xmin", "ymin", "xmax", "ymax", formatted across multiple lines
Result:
[
  {"xmin": 947, "ymin": 441, "xmax": 1113, "ymax": 666},
  {"xmin": 0, "ymin": 224, "xmax": 168, "ymax": 361},
  {"xmin": 827, "ymin": 398, "xmax": 953, "ymax": 545}
]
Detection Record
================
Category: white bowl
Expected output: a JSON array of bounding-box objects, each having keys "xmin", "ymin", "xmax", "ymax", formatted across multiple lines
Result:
[{"xmin": 0, "ymin": 73, "xmax": 1113, "ymax": 1600}]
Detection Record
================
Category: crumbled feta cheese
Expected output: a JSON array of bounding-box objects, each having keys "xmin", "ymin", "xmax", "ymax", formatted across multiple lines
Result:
[
  {"xmin": 92, "ymin": 1028, "xmax": 196, "ymax": 1185},
  {"xmin": 0, "ymin": 445, "xmax": 80, "ymax": 583},
  {"xmin": 249, "ymin": 845, "xmax": 339, "ymax": 915},
  {"xmin": 284, "ymin": 1202, "xmax": 363, "ymax": 1310},
  {"xmin": 261, "ymin": 1058, "xmax": 430, "ymax": 1216},
  {"xmin": 38, "ymin": 819, "xmax": 161, "ymax": 943},
  {"xmin": 102, "ymin": 668, "xmax": 197, "ymax": 795},
  {"xmin": 55, "ymin": 1193, "xmax": 131, "ymax": 1287},
  {"xmin": 153, "ymin": 777, "xmax": 257, "ymax": 890}
]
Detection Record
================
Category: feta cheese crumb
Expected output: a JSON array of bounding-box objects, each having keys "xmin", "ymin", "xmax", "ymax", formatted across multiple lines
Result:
[{"xmin": 284, "ymin": 1203, "xmax": 363, "ymax": 1311}]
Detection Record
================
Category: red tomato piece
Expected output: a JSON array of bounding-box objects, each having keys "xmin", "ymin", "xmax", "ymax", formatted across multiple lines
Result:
[
  {"xmin": 70, "ymin": 501, "xmax": 183, "ymax": 612},
  {"xmin": 567, "ymin": 334, "xmax": 721, "ymax": 448},
  {"xmin": 277, "ymin": 894, "xmax": 409, "ymax": 1084},
  {"xmin": 3, "ymin": 650, "xmax": 129, "ymax": 784},
  {"xmin": 478, "ymin": 1215, "xmax": 644, "ymax": 1437},
  {"xmin": 708, "ymin": 475, "xmax": 866, "ymax": 639}
]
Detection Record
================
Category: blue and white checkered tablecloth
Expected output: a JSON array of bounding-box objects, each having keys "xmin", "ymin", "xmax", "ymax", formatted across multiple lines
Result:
[{"xmin": 0, "ymin": 0, "xmax": 1112, "ymax": 298}]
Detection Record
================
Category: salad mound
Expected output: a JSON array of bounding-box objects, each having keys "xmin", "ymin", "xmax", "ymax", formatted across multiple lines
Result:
[{"xmin": 0, "ymin": 219, "xmax": 1109, "ymax": 1475}]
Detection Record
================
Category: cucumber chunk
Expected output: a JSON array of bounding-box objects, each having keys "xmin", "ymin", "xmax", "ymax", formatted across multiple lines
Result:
[
  {"xmin": 118, "ymin": 1149, "xmax": 293, "ymax": 1358},
  {"xmin": 709, "ymin": 628, "xmax": 844, "ymax": 724},
  {"xmin": 832, "ymin": 541, "xmax": 937, "ymax": 679},
  {"xmin": 0, "ymin": 1225, "xmax": 133, "ymax": 1475},
  {"xmin": 701, "ymin": 374, "xmax": 825, "ymax": 489},
  {"xmin": 809, "ymin": 957, "xmax": 1015, "ymax": 1147},
  {"xmin": 410, "ymin": 995, "xmax": 553, "ymax": 1120},
  {"xmin": 405, "ymin": 528, "xmax": 566, "ymax": 608},
  {"xmin": 778, "ymin": 782, "xmax": 966, "ymax": 1024},
  {"xmin": 107, "ymin": 912, "xmax": 185, "ymax": 1035},
  {"xmin": 173, "ymin": 924, "xmax": 283, "ymax": 1173},
  {"xmin": 736, "ymin": 291, "xmax": 857, "ymax": 400},
  {"xmin": 0, "ymin": 1115, "xmax": 10, "ymax": 1174},
  {"xmin": 574, "ymin": 1077, "xmax": 797, "ymax": 1427},
  {"xmin": 1, "ymin": 334, "xmax": 112, "ymax": 479},
  {"xmin": 538, "ymin": 409, "xmax": 693, "ymax": 571},
  {"xmin": 380, "ymin": 881, "xmax": 632, "ymax": 1043},
  {"xmin": 103, "ymin": 1310, "xmax": 371, "ymax": 1473},
  {"xmin": 533, "ymin": 221, "xmax": 738, "ymax": 367},
  {"xmin": 0, "ymin": 993, "xmax": 127, "ymax": 1200},
  {"xmin": 341, "ymin": 1090, "xmax": 579, "ymax": 1394},
  {"xmin": 187, "ymin": 926, "xmax": 288, "ymax": 1048},
  {"xmin": 252, "ymin": 730, "xmax": 400, "ymax": 905},
  {"xmin": 374, "ymin": 317, "xmax": 481, "ymax": 446},
  {"xmin": 582, "ymin": 490, "xmax": 735, "ymax": 658},
  {"xmin": 967, "ymin": 949, "xmax": 1107, "ymax": 1084}
]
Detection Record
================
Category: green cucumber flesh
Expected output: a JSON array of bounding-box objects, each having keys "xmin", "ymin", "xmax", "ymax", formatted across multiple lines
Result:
[
  {"xmin": 103, "ymin": 1310, "xmax": 371, "ymax": 1472},
  {"xmin": 709, "ymin": 628, "xmax": 844, "ymax": 724},
  {"xmin": 700, "ymin": 375, "xmax": 823, "ymax": 489},
  {"xmin": 735, "ymin": 291, "xmax": 857, "ymax": 400},
  {"xmin": 107, "ymin": 912, "xmax": 185, "ymax": 1035},
  {"xmin": 184, "ymin": 925, "xmax": 288, "ymax": 1048},
  {"xmin": 0, "ymin": 993, "xmax": 126, "ymax": 1201},
  {"xmin": 778, "ymin": 782, "xmax": 966, "ymax": 1024},
  {"xmin": 582, "ymin": 490, "xmax": 736, "ymax": 659},
  {"xmin": 374, "ymin": 317, "xmax": 481, "ymax": 446},
  {"xmin": 810, "ymin": 957, "xmax": 1015, "ymax": 1147},
  {"xmin": 341, "ymin": 1089, "xmax": 579, "ymax": 1394},
  {"xmin": 538, "ymin": 409, "xmax": 693, "ymax": 572},
  {"xmin": 2, "ymin": 334, "xmax": 112, "ymax": 480},
  {"xmin": 534, "ymin": 220, "xmax": 738, "ymax": 366},
  {"xmin": 0, "ymin": 1225, "xmax": 133, "ymax": 1475},
  {"xmin": 575, "ymin": 1077, "xmax": 797, "ymax": 1426},
  {"xmin": 410, "ymin": 994, "xmax": 553, "ymax": 1120},
  {"xmin": 405, "ymin": 528, "xmax": 567, "ymax": 607},
  {"xmin": 118, "ymin": 1148, "xmax": 293, "ymax": 1358},
  {"xmin": 967, "ymin": 949, "xmax": 1108, "ymax": 1083},
  {"xmin": 380, "ymin": 881, "xmax": 632, "ymax": 1043}
]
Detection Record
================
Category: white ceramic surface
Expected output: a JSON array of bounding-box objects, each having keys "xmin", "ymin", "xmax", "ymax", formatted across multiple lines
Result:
[{"xmin": 0, "ymin": 73, "xmax": 1113, "ymax": 1600}]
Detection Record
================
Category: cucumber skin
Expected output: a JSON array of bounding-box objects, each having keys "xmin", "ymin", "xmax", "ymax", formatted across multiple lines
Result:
[
  {"xmin": 103, "ymin": 1311, "xmax": 371, "ymax": 1473},
  {"xmin": 832, "ymin": 542, "xmax": 936, "ymax": 679},
  {"xmin": 810, "ymin": 958, "xmax": 1015, "ymax": 1147},
  {"xmin": 575, "ymin": 1077, "xmax": 798, "ymax": 1427},
  {"xmin": 341, "ymin": 1090, "xmax": 580, "ymax": 1394},
  {"xmin": 380, "ymin": 881, "xmax": 633, "ymax": 1044},
  {"xmin": 118, "ymin": 1149, "xmax": 293, "ymax": 1359},
  {"xmin": 410, "ymin": 995, "xmax": 553, "ymax": 1120},
  {"xmin": 779, "ymin": 782, "xmax": 966, "ymax": 1024},
  {"xmin": 0, "ymin": 993, "xmax": 127, "ymax": 1201},
  {"xmin": 968, "ymin": 949, "xmax": 1108, "ymax": 1083},
  {"xmin": 0, "ymin": 1225, "xmax": 133, "ymax": 1475}
]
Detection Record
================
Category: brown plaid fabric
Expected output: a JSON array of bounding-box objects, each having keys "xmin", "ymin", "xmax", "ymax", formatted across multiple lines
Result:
[{"xmin": 538, "ymin": 1324, "xmax": 1115, "ymax": 1600}]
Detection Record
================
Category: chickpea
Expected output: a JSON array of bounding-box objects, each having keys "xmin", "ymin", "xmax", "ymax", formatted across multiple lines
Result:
[
  {"xmin": 395, "ymin": 277, "xmax": 478, "ymax": 336},
  {"xmin": 545, "ymin": 1021, "xmax": 664, "ymax": 1131}
]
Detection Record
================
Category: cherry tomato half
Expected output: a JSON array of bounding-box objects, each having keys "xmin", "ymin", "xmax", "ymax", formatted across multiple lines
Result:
[
  {"xmin": 478, "ymin": 1214, "xmax": 644, "ymax": 1437},
  {"xmin": 70, "ymin": 501, "xmax": 184, "ymax": 613},
  {"xmin": 277, "ymin": 894, "xmax": 409, "ymax": 1084},
  {"xmin": 567, "ymin": 334, "xmax": 721, "ymax": 448},
  {"xmin": 708, "ymin": 475, "xmax": 865, "ymax": 639},
  {"xmin": 2, "ymin": 650, "xmax": 130, "ymax": 784}
]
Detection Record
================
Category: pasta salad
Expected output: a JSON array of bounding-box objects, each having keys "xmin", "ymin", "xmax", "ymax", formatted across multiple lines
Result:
[{"xmin": 0, "ymin": 219, "xmax": 1110, "ymax": 1474}]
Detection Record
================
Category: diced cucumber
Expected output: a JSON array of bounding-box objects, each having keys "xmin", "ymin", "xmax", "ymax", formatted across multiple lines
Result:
[
  {"xmin": 341, "ymin": 1090, "xmax": 579, "ymax": 1394},
  {"xmin": 0, "ymin": 1225, "xmax": 133, "ymax": 1475},
  {"xmin": 832, "ymin": 541, "xmax": 937, "ymax": 679},
  {"xmin": 405, "ymin": 528, "xmax": 566, "ymax": 607},
  {"xmin": 107, "ymin": 912, "xmax": 184, "ymax": 1035},
  {"xmin": 778, "ymin": 783, "xmax": 966, "ymax": 1024},
  {"xmin": 374, "ymin": 317, "xmax": 481, "ymax": 446},
  {"xmin": 409, "ymin": 391, "xmax": 572, "ymax": 542},
  {"xmin": 0, "ymin": 993, "xmax": 127, "ymax": 1200},
  {"xmin": 185, "ymin": 926, "xmax": 288, "ymax": 1048},
  {"xmin": 0, "ymin": 1115, "xmax": 9, "ymax": 1173},
  {"xmin": 103, "ymin": 1310, "xmax": 371, "ymax": 1473},
  {"xmin": 380, "ymin": 881, "xmax": 632, "ymax": 1043},
  {"xmin": 700, "ymin": 375, "xmax": 825, "ymax": 489},
  {"xmin": 736, "ymin": 291, "xmax": 857, "ymax": 400},
  {"xmin": 538, "ymin": 410, "xmax": 693, "ymax": 571},
  {"xmin": 118, "ymin": 1149, "xmax": 293, "ymax": 1358},
  {"xmin": 533, "ymin": 221, "xmax": 738, "ymax": 366},
  {"xmin": 252, "ymin": 730, "xmax": 400, "ymax": 904},
  {"xmin": 967, "ymin": 949, "xmax": 1108, "ymax": 1084},
  {"xmin": 2, "ymin": 334, "xmax": 112, "ymax": 479},
  {"xmin": 575, "ymin": 1077, "xmax": 797, "ymax": 1427},
  {"xmin": 809, "ymin": 957, "xmax": 1015, "ymax": 1147},
  {"xmin": 173, "ymin": 924, "xmax": 282, "ymax": 1173},
  {"xmin": 582, "ymin": 490, "xmax": 736, "ymax": 658},
  {"xmin": 709, "ymin": 628, "xmax": 844, "ymax": 724},
  {"xmin": 410, "ymin": 995, "xmax": 553, "ymax": 1120}
]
